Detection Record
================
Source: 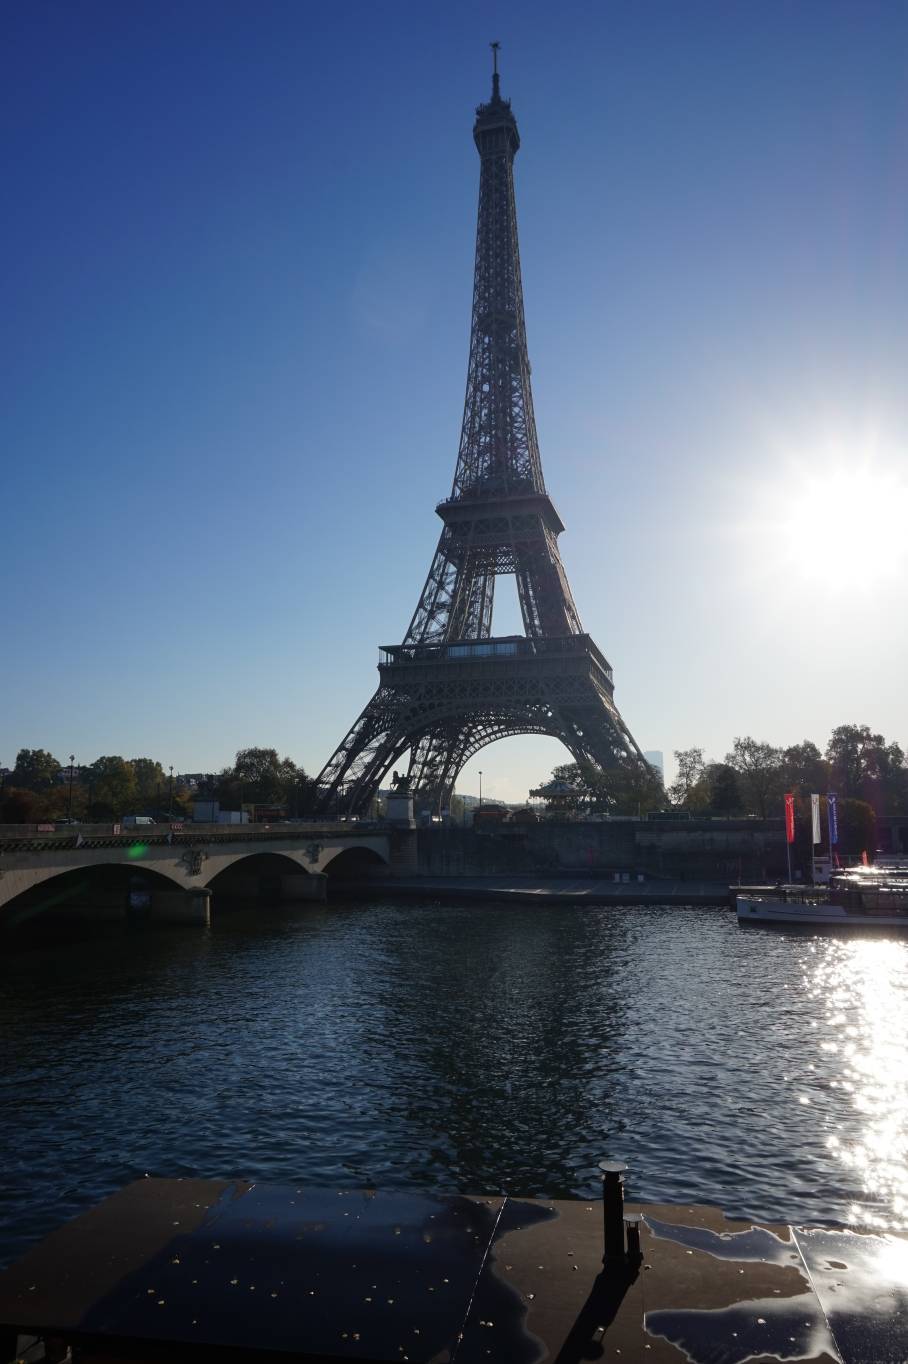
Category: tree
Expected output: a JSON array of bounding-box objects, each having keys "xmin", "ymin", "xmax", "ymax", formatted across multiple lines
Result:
[
  {"xmin": 781, "ymin": 741, "xmax": 828, "ymax": 797},
  {"xmin": 725, "ymin": 737, "xmax": 784, "ymax": 818},
  {"xmin": 0, "ymin": 786, "xmax": 43, "ymax": 822},
  {"xmin": 12, "ymin": 748, "xmax": 61, "ymax": 791},
  {"xmin": 826, "ymin": 725, "xmax": 881, "ymax": 799},
  {"xmin": 130, "ymin": 758, "xmax": 167, "ymax": 808},
  {"xmin": 216, "ymin": 747, "xmax": 312, "ymax": 811},
  {"xmin": 536, "ymin": 758, "xmax": 663, "ymax": 817},
  {"xmin": 826, "ymin": 724, "xmax": 908, "ymax": 813},
  {"xmin": 704, "ymin": 762, "xmax": 742, "ymax": 815},
  {"xmin": 668, "ymin": 748, "xmax": 710, "ymax": 810},
  {"xmin": 87, "ymin": 756, "xmax": 138, "ymax": 819}
]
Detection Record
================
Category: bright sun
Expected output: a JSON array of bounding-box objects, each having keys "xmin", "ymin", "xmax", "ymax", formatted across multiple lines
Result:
[
  {"xmin": 777, "ymin": 466, "xmax": 908, "ymax": 584},
  {"xmin": 737, "ymin": 428, "xmax": 908, "ymax": 595}
]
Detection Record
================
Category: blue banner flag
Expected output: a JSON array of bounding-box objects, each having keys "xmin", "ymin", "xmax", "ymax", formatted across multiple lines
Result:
[{"xmin": 827, "ymin": 792, "xmax": 839, "ymax": 846}]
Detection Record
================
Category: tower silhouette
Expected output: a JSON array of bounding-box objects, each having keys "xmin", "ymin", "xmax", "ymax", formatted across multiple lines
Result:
[{"xmin": 317, "ymin": 55, "xmax": 645, "ymax": 817}]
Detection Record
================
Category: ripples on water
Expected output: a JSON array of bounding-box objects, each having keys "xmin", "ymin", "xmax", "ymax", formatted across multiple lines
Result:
[{"xmin": 2, "ymin": 901, "xmax": 907, "ymax": 1265}]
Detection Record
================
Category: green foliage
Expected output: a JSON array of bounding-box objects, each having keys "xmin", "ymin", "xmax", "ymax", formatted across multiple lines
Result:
[
  {"xmin": 130, "ymin": 758, "xmax": 168, "ymax": 806},
  {"xmin": 538, "ymin": 758, "xmax": 663, "ymax": 816},
  {"xmin": 87, "ymin": 756, "xmax": 139, "ymax": 819},
  {"xmin": 781, "ymin": 741, "xmax": 828, "ymax": 796},
  {"xmin": 725, "ymin": 737, "xmax": 784, "ymax": 818},
  {"xmin": 704, "ymin": 762, "xmax": 742, "ymax": 815},
  {"xmin": 0, "ymin": 786, "xmax": 43, "ymax": 822},
  {"xmin": 668, "ymin": 748, "xmax": 710, "ymax": 810},
  {"xmin": 531, "ymin": 723, "xmax": 907, "ymax": 825},
  {"xmin": 215, "ymin": 747, "xmax": 317, "ymax": 815},
  {"xmin": 825, "ymin": 724, "xmax": 908, "ymax": 812},
  {"xmin": 12, "ymin": 748, "xmax": 61, "ymax": 791}
]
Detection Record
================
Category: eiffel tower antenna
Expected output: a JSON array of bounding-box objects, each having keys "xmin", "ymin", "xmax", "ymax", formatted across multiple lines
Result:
[{"xmin": 316, "ymin": 62, "xmax": 646, "ymax": 817}]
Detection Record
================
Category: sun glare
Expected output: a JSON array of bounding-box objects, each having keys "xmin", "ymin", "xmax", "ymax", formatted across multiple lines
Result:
[
  {"xmin": 777, "ymin": 467, "xmax": 908, "ymax": 583},
  {"xmin": 736, "ymin": 429, "xmax": 908, "ymax": 596}
]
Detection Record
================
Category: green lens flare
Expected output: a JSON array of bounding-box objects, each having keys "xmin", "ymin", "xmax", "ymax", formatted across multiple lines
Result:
[{"xmin": 126, "ymin": 843, "xmax": 148, "ymax": 859}]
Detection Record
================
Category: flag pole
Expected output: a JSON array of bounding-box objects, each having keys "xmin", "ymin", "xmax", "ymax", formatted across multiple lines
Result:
[{"xmin": 784, "ymin": 792, "xmax": 794, "ymax": 885}]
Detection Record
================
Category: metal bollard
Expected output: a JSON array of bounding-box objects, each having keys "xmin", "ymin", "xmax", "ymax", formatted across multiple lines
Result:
[
  {"xmin": 597, "ymin": 1159, "xmax": 628, "ymax": 1264},
  {"xmin": 624, "ymin": 1213, "xmax": 642, "ymax": 1267}
]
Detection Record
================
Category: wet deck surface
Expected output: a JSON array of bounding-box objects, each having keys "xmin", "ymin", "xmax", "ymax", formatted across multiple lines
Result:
[{"xmin": 0, "ymin": 1179, "xmax": 905, "ymax": 1362}]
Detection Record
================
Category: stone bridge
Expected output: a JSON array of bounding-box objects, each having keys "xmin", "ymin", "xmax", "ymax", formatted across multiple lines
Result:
[{"xmin": 0, "ymin": 821, "xmax": 408, "ymax": 930}]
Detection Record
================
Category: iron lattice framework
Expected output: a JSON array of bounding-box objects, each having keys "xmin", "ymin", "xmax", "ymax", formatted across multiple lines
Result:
[{"xmin": 316, "ymin": 58, "xmax": 646, "ymax": 817}]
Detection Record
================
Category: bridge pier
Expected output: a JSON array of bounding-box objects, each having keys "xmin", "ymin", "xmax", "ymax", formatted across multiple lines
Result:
[
  {"xmin": 389, "ymin": 829, "xmax": 419, "ymax": 875},
  {"xmin": 279, "ymin": 873, "xmax": 327, "ymax": 903},
  {"xmin": 150, "ymin": 887, "xmax": 212, "ymax": 927},
  {"xmin": 209, "ymin": 871, "xmax": 326, "ymax": 904}
]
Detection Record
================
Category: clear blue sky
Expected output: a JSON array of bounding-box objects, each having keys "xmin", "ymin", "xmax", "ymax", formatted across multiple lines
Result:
[{"xmin": 3, "ymin": 0, "xmax": 907, "ymax": 800}]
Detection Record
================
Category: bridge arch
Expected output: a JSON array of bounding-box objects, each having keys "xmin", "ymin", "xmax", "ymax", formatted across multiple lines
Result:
[
  {"xmin": 0, "ymin": 861, "xmax": 186, "ymax": 934},
  {"xmin": 321, "ymin": 846, "xmax": 389, "ymax": 880}
]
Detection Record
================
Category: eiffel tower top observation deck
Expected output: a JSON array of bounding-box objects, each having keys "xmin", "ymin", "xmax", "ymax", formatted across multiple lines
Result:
[
  {"xmin": 315, "ymin": 51, "xmax": 645, "ymax": 817},
  {"xmin": 404, "ymin": 47, "xmax": 583, "ymax": 646}
]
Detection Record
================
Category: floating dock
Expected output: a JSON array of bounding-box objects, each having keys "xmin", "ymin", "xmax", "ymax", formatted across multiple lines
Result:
[{"xmin": 1, "ymin": 1176, "xmax": 905, "ymax": 1362}]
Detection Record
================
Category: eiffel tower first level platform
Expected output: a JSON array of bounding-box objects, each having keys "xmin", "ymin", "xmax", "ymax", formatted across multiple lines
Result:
[{"xmin": 316, "ymin": 52, "xmax": 646, "ymax": 817}]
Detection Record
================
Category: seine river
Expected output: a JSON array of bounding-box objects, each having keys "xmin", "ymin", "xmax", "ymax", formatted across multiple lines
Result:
[{"xmin": 2, "ymin": 900, "xmax": 908, "ymax": 1267}]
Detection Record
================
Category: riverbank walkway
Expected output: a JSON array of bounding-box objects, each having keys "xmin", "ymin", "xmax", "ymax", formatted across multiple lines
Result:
[
  {"xmin": 1, "ymin": 1176, "xmax": 901, "ymax": 1361},
  {"xmin": 343, "ymin": 874, "xmax": 735, "ymax": 906}
]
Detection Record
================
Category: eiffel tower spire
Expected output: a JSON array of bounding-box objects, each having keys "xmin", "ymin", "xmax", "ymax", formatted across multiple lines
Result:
[{"xmin": 316, "ymin": 60, "xmax": 645, "ymax": 817}]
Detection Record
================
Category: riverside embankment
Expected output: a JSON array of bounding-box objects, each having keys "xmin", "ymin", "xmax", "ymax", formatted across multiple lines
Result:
[{"xmin": 340, "ymin": 873, "xmax": 734, "ymax": 905}]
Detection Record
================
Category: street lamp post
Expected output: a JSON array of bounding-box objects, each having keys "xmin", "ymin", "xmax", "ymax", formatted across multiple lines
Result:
[
  {"xmin": 68, "ymin": 754, "xmax": 75, "ymax": 821},
  {"xmin": 168, "ymin": 765, "xmax": 174, "ymax": 819},
  {"xmin": 478, "ymin": 770, "xmax": 483, "ymax": 810}
]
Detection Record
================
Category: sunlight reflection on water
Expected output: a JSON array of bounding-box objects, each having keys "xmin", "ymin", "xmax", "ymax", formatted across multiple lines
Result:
[
  {"xmin": 4, "ymin": 903, "xmax": 908, "ymax": 1268},
  {"xmin": 806, "ymin": 939, "xmax": 908, "ymax": 1229}
]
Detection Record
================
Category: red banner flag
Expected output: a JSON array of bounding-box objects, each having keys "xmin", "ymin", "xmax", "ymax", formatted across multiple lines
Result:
[{"xmin": 784, "ymin": 793, "xmax": 795, "ymax": 844}]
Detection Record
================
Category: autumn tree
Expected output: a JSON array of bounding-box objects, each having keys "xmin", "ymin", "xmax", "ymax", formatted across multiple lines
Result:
[{"xmin": 0, "ymin": 787, "xmax": 43, "ymax": 822}]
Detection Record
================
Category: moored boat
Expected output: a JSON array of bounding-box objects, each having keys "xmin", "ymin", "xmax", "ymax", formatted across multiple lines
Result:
[{"xmin": 737, "ymin": 867, "xmax": 908, "ymax": 929}]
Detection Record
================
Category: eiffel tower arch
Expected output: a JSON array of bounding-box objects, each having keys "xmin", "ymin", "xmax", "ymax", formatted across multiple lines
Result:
[{"xmin": 317, "ymin": 54, "xmax": 646, "ymax": 818}]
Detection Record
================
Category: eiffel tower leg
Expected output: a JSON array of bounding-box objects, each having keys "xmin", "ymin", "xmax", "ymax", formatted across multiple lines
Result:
[
  {"xmin": 407, "ymin": 724, "xmax": 483, "ymax": 814},
  {"xmin": 315, "ymin": 688, "xmax": 414, "ymax": 818}
]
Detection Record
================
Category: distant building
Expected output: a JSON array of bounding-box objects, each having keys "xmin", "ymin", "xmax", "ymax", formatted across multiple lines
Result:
[
  {"xmin": 55, "ymin": 765, "xmax": 86, "ymax": 784},
  {"xmin": 178, "ymin": 773, "xmax": 214, "ymax": 791},
  {"xmin": 644, "ymin": 750, "xmax": 664, "ymax": 779}
]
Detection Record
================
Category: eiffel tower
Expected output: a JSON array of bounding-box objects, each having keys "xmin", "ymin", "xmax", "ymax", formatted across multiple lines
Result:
[{"xmin": 317, "ymin": 50, "xmax": 646, "ymax": 817}]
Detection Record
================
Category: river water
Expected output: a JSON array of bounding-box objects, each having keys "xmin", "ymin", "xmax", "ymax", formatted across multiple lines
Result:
[{"xmin": 2, "ymin": 900, "xmax": 908, "ymax": 1267}]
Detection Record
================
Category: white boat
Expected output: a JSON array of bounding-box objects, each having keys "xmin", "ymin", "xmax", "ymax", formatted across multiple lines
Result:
[{"xmin": 737, "ymin": 867, "xmax": 908, "ymax": 929}]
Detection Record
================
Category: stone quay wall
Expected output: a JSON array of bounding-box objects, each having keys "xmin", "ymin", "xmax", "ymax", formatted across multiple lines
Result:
[{"xmin": 417, "ymin": 817, "xmax": 787, "ymax": 883}]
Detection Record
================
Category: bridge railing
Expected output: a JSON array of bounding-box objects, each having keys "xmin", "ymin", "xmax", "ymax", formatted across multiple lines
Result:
[{"xmin": 0, "ymin": 821, "xmax": 382, "ymax": 855}]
